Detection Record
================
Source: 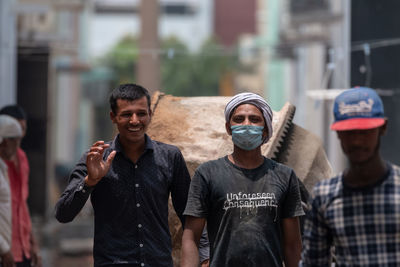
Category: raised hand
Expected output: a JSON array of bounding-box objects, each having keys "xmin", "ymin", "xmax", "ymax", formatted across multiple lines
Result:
[{"xmin": 84, "ymin": 141, "xmax": 116, "ymax": 187}]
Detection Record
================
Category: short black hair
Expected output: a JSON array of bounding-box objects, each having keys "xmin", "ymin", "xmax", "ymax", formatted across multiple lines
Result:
[
  {"xmin": 109, "ymin": 83, "xmax": 151, "ymax": 114},
  {"xmin": 0, "ymin": 105, "xmax": 27, "ymax": 120}
]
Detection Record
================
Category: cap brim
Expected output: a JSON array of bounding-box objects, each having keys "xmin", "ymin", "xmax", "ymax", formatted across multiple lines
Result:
[{"xmin": 331, "ymin": 118, "xmax": 385, "ymax": 131}]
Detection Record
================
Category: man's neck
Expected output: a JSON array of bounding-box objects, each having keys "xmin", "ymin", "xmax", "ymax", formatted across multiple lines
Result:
[
  {"xmin": 120, "ymin": 137, "xmax": 146, "ymax": 164},
  {"xmin": 229, "ymin": 147, "xmax": 264, "ymax": 169},
  {"xmin": 344, "ymin": 155, "xmax": 387, "ymax": 187}
]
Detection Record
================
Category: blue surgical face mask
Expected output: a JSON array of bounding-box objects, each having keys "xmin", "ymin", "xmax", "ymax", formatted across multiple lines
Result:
[{"xmin": 231, "ymin": 125, "xmax": 264, "ymax": 151}]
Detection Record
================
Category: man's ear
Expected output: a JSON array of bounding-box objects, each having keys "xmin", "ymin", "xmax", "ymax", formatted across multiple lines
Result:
[
  {"xmin": 226, "ymin": 122, "xmax": 232, "ymax": 136},
  {"xmin": 379, "ymin": 119, "xmax": 388, "ymax": 136},
  {"xmin": 110, "ymin": 111, "xmax": 116, "ymax": 123},
  {"xmin": 262, "ymin": 126, "xmax": 268, "ymax": 139}
]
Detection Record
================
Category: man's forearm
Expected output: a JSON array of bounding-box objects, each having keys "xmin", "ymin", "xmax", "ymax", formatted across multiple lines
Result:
[
  {"xmin": 198, "ymin": 226, "xmax": 210, "ymax": 264},
  {"xmin": 181, "ymin": 216, "xmax": 207, "ymax": 266},
  {"xmin": 282, "ymin": 217, "xmax": 302, "ymax": 267},
  {"xmin": 181, "ymin": 233, "xmax": 200, "ymax": 267},
  {"xmin": 284, "ymin": 245, "xmax": 301, "ymax": 267},
  {"xmin": 54, "ymin": 179, "xmax": 91, "ymax": 223},
  {"xmin": 283, "ymin": 231, "xmax": 302, "ymax": 267}
]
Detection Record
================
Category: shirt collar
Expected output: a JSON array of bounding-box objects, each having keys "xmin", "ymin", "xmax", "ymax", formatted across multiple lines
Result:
[
  {"xmin": 341, "ymin": 162, "xmax": 393, "ymax": 191},
  {"xmin": 111, "ymin": 134, "xmax": 154, "ymax": 153}
]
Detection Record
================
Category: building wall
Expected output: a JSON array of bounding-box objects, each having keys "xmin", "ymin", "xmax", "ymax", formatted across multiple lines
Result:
[
  {"xmin": 0, "ymin": 0, "xmax": 17, "ymax": 107},
  {"xmin": 15, "ymin": 1, "xmax": 89, "ymax": 216},
  {"xmin": 351, "ymin": 0, "xmax": 400, "ymax": 88},
  {"xmin": 267, "ymin": 0, "xmax": 349, "ymax": 174},
  {"xmin": 17, "ymin": 46, "xmax": 50, "ymax": 216},
  {"xmin": 351, "ymin": 0, "xmax": 400, "ymax": 166},
  {"xmin": 214, "ymin": 0, "xmax": 256, "ymax": 47},
  {"xmin": 88, "ymin": 0, "xmax": 213, "ymax": 58}
]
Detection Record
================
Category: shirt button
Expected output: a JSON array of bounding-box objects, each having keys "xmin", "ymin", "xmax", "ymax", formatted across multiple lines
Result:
[
  {"xmin": 135, "ymin": 165, "xmax": 138, "ymax": 169},
  {"xmin": 82, "ymin": 189, "xmax": 86, "ymax": 193},
  {"xmin": 139, "ymin": 243, "xmax": 143, "ymax": 247},
  {"xmin": 141, "ymin": 263, "xmax": 145, "ymax": 266},
  {"xmin": 137, "ymin": 203, "xmax": 140, "ymax": 207},
  {"xmin": 138, "ymin": 224, "xmax": 142, "ymax": 228},
  {"xmin": 135, "ymin": 184, "xmax": 139, "ymax": 188},
  {"xmin": 79, "ymin": 185, "xmax": 83, "ymax": 190}
]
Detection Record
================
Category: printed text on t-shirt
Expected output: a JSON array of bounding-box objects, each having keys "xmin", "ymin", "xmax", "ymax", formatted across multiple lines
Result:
[{"xmin": 223, "ymin": 192, "xmax": 277, "ymax": 210}]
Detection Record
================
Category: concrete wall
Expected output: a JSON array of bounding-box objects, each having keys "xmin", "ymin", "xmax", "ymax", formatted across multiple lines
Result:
[
  {"xmin": 0, "ymin": 0, "xmax": 17, "ymax": 107},
  {"xmin": 214, "ymin": 0, "xmax": 256, "ymax": 47},
  {"xmin": 88, "ymin": 0, "xmax": 214, "ymax": 58}
]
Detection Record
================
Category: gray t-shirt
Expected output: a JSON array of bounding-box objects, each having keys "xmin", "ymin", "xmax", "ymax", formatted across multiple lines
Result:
[{"xmin": 184, "ymin": 156, "xmax": 304, "ymax": 267}]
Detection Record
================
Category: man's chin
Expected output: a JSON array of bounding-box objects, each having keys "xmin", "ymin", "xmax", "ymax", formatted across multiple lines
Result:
[
  {"xmin": 127, "ymin": 135, "xmax": 145, "ymax": 143},
  {"xmin": 349, "ymin": 155, "xmax": 373, "ymax": 165},
  {"xmin": 119, "ymin": 132, "xmax": 144, "ymax": 142}
]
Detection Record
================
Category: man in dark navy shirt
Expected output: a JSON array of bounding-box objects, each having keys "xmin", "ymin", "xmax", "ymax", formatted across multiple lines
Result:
[{"xmin": 55, "ymin": 84, "xmax": 207, "ymax": 267}]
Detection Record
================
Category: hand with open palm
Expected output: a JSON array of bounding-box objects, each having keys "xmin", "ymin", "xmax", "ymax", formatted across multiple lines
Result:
[{"xmin": 84, "ymin": 141, "xmax": 116, "ymax": 187}]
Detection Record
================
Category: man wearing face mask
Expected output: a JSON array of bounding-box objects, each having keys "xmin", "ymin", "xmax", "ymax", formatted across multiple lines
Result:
[{"xmin": 180, "ymin": 92, "xmax": 304, "ymax": 267}]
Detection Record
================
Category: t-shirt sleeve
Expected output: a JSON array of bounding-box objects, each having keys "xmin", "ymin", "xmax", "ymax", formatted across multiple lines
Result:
[
  {"xmin": 183, "ymin": 167, "xmax": 210, "ymax": 218},
  {"xmin": 280, "ymin": 170, "xmax": 305, "ymax": 219}
]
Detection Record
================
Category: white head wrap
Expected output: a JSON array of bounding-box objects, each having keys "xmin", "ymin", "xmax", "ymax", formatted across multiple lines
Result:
[
  {"xmin": 0, "ymin": 115, "xmax": 23, "ymax": 144},
  {"xmin": 224, "ymin": 92, "xmax": 273, "ymax": 143}
]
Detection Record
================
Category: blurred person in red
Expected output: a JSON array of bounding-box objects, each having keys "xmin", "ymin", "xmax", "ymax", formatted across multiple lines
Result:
[
  {"xmin": 0, "ymin": 114, "xmax": 23, "ymax": 267},
  {"xmin": 0, "ymin": 106, "xmax": 41, "ymax": 267}
]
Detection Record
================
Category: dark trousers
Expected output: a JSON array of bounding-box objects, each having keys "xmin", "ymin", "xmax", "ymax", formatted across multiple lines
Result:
[
  {"xmin": 0, "ymin": 257, "xmax": 31, "ymax": 267},
  {"xmin": 16, "ymin": 257, "xmax": 32, "ymax": 267}
]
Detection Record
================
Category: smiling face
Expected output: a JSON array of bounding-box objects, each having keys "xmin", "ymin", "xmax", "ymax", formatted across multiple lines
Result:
[
  {"xmin": 110, "ymin": 97, "xmax": 152, "ymax": 146},
  {"xmin": 337, "ymin": 126, "xmax": 384, "ymax": 165}
]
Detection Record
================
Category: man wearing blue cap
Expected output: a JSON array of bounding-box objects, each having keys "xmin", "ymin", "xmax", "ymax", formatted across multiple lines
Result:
[
  {"xmin": 181, "ymin": 92, "xmax": 304, "ymax": 267},
  {"xmin": 301, "ymin": 87, "xmax": 400, "ymax": 266}
]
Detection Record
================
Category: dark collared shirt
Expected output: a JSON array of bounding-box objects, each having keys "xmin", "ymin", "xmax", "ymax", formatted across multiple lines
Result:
[{"xmin": 55, "ymin": 135, "xmax": 191, "ymax": 267}]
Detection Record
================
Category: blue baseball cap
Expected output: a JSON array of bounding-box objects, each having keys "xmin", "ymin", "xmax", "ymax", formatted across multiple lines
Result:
[{"xmin": 331, "ymin": 87, "xmax": 386, "ymax": 131}]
